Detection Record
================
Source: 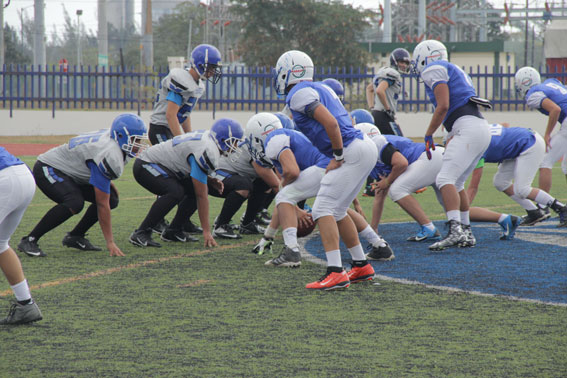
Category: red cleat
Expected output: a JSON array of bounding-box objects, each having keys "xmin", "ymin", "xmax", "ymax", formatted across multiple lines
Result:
[
  {"xmin": 306, "ymin": 270, "xmax": 350, "ymax": 290},
  {"xmin": 347, "ymin": 263, "xmax": 375, "ymax": 283}
]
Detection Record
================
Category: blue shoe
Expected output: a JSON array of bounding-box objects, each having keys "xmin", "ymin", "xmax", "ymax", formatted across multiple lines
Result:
[
  {"xmin": 407, "ymin": 225, "xmax": 441, "ymax": 242},
  {"xmin": 499, "ymin": 215, "xmax": 521, "ymax": 240}
]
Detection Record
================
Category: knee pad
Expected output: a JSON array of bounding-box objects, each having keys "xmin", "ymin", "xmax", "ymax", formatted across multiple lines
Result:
[
  {"xmin": 514, "ymin": 183, "xmax": 532, "ymax": 199},
  {"xmin": 65, "ymin": 199, "xmax": 85, "ymax": 214},
  {"xmin": 493, "ymin": 174, "xmax": 511, "ymax": 193}
]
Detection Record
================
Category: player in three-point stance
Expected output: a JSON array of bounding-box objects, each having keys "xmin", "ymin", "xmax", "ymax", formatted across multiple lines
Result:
[
  {"xmin": 129, "ymin": 119, "xmax": 243, "ymax": 248},
  {"xmin": 0, "ymin": 147, "xmax": 43, "ymax": 324},
  {"xmin": 18, "ymin": 114, "xmax": 148, "ymax": 257},
  {"xmin": 412, "ymin": 40, "xmax": 491, "ymax": 251},
  {"xmin": 514, "ymin": 67, "xmax": 567, "ymax": 224},
  {"xmin": 274, "ymin": 50, "xmax": 378, "ymax": 290}
]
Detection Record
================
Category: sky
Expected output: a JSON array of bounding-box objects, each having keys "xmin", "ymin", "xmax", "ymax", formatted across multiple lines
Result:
[{"xmin": 1, "ymin": 0, "xmax": 524, "ymax": 38}]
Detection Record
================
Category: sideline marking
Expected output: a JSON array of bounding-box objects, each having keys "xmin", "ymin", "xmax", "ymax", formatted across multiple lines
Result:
[
  {"xmin": 298, "ymin": 229, "xmax": 567, "ymax": 308},
  {"xmin": 0, "ymin": 241, "xmax": 255, "ymax": 298}
]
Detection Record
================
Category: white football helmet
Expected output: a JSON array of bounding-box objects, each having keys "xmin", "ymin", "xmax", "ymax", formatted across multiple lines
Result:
[
  {"xmin": 354, "ymin": 122, "xmax": 381, "ymax": 139},
  {"xmin": 273, "ymin": 50, "xmax": 314, "ymax": 96},
  {"xmin": 411, "ymin": 40, "xmax": 448, "ymax": 75},
  {"xmin": 244, "ymin": 113, "xmax": 283, "ymax": 166},
  {"xmin": 514, "ymin": 67, "xmax": 541, "ymax": 98}
]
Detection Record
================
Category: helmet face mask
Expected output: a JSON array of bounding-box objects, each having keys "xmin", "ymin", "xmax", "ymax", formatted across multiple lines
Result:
[
  {"xmin": 191, "ymin": 44, "xmax": 222, "ymax": 84},
  {"xmin": 390, "ymin": 48, "xmax": 411, "ymax": 74},
  {"xmin": 411, "ymin": 40, "xmax": 448, "ymax": 76},
  {"xmin": 210, "ymin": 118, "xmax": 244, "ymax": 157},
  {"xmin": 110, "ymin": 114, "xmax": 149, "ymax": 158},
  {"xmin": 273, "ymin": 50, "xmax": 314, "ymax": 96},
  {"xmin": 244, "ymin": 113, "xmax": 283, "ymax": 166},
  {"xmin": 514, "ymin": 67, "xmax": 541, "ymax": 98}
]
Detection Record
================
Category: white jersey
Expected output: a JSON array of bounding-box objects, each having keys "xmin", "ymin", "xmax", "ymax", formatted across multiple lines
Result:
[
  {"xmin": 372, "ymin": 67, "xmax": 402, "ymax": 113},
  {"xmin": 38, "ymin": 129, "xmax": 125, "ymax": 184},
  {"xmin": 140, "ymin": 129, "xmax": 220, "ymax": 177},
  {"xmin": 150, "ymin": 68, "xmax": 205, "ymax": 127},
  {"xmin": 217, "ymin": 146, "xmax": 258, "ymax": 180}
]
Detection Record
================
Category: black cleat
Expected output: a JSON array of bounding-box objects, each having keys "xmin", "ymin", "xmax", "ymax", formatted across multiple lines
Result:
[
  {"xmin": 239, "ymin": 221, "xmax": 265, "ymax": 235},
  {"xmin": 17, "ymin": 236, "xmax": 46, "ymax": 257},
  {"xmin": 213, "ymin": 224, "xmax": 242, "ymax": 239},
  {"xmin": 151, "ymin": 219, "xmax": 169, "ymax": 235},
  {"xmin": 0, "ymin": 302, "xmax": 43, "ymax": 325},
  {"xmin": 161, "ymin": 228, "xmax": 197, "ymax": 242},
  {"xmin": 62, "ymin": 233, "xmax": 102, "ymax": 251},
  {"xmin": 183, "ymin": 220, "xmax": 203, "ymax": 234},
  {"xmin": 520, "ymin": 208, "xmax": 550, "ymax": 226},
  {"xmin": 129, "ymin": 229, "xmax": 161, "ymax": 248},
  {"xmin": 365, "ymin": 243, "xmax": 395, "ymax": 261}
]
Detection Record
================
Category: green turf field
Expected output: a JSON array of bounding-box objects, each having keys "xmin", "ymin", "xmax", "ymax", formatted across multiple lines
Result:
[{"xmin": 1, "ymin": 156, "xmax": 566, "ymax": 377}]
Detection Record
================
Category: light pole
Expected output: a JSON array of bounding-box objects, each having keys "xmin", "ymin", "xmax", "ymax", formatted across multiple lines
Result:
[{"xmin": 76, "ymin": 9, "xmax": 83, "ymax": 66}]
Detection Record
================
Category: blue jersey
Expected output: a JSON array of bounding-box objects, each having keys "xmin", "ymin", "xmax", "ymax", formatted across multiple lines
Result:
[
  {"xmin": 421, "ymin": 61, "xmax": 477, "ymax": 125},
  {"xmin": 286, "ymin": 81, "xmax": 363, "ymax": 157},
  {"xmin": 483, "ymin": 125, "xmax": 536, "ymax": 163},
  {"xmin": 264, "ymin": 129, "xmax": 330, "ymax": 173},
  {"xmin": 368, "ymin": 135, "xmax": 424, "ymax": 180},
  {"xmin": 525, "ymin": 79, "xmax": 567, "ymax": 124},
  {"xmin": 0, "ymin": 147, "xmax": 23, "ymax": 171}
]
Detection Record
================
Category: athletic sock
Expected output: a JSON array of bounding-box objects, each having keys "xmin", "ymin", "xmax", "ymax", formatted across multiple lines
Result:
[
  {"xmin": 326, "ymin": 249, "xmax": 342, "ymax": 268},
  {"xmin": 282, "ymin": 227, "xmax": 299, "ymax": 250},
  {"xmin": 498, "ymin": 214, "xmax": 508, "ymax": 224},
  {"xmin": 510, "ymin": 194, "xmax": 538, "ymax": 210},
  {"xmin": 447, "ymin": 210, "xmax": 460, "ymax": 223},
  {"xmin": 423, "ymin": 222, "xmax": 435, "ymax": 231},
  {"xmin": 359, "ymin": 225, "xmax": 386, "ymax": 247},
  {"xmin": 534, "ymin": 190, "xmax": 555, "ymax": 208},
  {"xmin": 11, "ymin": 280, "xmax": 31, "ymax": 303},
  {"xmin": 460, "ymin": 211, "xmax": 470, "ymax": 226},
  {"xmin": 264, "ymin": 226, "xmax": 278, "ymax": 239},
  {"xmin": 348, "ymin": 244, "xmax": 366, "ymax": 261}
]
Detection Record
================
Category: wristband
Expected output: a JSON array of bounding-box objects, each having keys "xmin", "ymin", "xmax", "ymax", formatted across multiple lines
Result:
[{"xmin": 333, "ymin": 148, "xmax": 344, "ymax": 162}]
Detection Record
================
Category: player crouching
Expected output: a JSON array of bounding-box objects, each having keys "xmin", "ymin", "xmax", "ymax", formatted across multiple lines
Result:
[{"xmin": 129, "ymin": 119, "xmax": 243, "ymax": 248}]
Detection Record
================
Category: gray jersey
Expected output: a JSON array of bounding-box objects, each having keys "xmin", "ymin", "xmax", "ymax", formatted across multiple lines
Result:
[
  {"xmin": 372, "ymin": 67, "xmax": 402, "ymax": 113},
  {"xmin": 149, "ymin": 68, "xmax": 205, "ymax": 127},
  {"xmin": 217, "ymin": 146, "xmax": 258, "ymax": 180},
  {"xmin": 140, "ymin": 129, "xmax": 220, "ymax": 177},
  {"xmin": 38, "ymin": 129, "xmax": 125, "ymax": 184}
]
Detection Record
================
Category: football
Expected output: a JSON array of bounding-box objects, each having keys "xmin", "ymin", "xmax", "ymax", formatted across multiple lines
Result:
[{"xmin": 297, "ymin": 214, "xmax": 316, "ymax": 237}]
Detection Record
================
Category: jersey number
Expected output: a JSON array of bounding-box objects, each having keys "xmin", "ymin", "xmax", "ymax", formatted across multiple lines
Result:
[
  {"xmin": 172, "ymin": 130, "xmax": 206, "ymax": 146},
  {"xmin": 545, "ymin": 82, "xmax": 567, "ymax": 95},
  {"xmin": 69, "ymin": 130, "xmax": 106, "ymax": 149},
  {"xmin": 488, "ymin": 124, "xmax": 503, "ymax": 136}
]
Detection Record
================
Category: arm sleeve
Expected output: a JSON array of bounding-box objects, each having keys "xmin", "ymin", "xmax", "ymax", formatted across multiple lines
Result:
[
  {"xmin": 380, "ymin": 143, "xmax": 399, "ymax": 166},
  {"xmin": 188, "ymin": 155, "xmax": 208, "ymax": 184},
  {"xmin": 87, "ymin": 161, "xmax": 111, "ymax": 194},
  {"xmin": 166, "ymin": 91, "xmax": 183, "ymax": 106}
]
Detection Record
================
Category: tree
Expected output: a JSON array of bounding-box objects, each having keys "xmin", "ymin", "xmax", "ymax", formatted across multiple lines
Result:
[
  {"xmin": 231, "ymin": 0, "xmax": 371, "ymax": 68},
  {"xmin": 4, "ymin": 24, "xmax": 32, "ymax": 65}
]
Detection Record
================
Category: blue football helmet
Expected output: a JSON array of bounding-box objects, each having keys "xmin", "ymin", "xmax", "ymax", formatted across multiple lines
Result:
[
  {"xmin": 210, "ymin": 118, "xmax": 244, "ymax": 156},
  {"xmin": 322, "ymin": 78, "xmax": 345, "ymax": 101},
  {"xmin": 110, "ymin": 114, "xmax": 148, "ymax": 158},
  {"xmin": 390, "ymin": 48, "xmax": 411, "ymax": 73},
  {"xmin": 350, "ymin": 109, "xmax": 374, "ymax": 125},
  {"xmin": 190, "ymin": 44, "xmax": 222, "ymax": 84},
  {"xmin": 274, "ymin": 112, "xmax": 295, "ymax": 130}
]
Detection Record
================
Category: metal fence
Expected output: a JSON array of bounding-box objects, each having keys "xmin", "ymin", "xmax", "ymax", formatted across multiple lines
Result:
[{"xmin": 0, "ymin": 64, "xmax": 565, "ymax": 117}]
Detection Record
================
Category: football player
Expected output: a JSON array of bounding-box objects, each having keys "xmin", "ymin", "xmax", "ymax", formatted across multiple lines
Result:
[
  {"xmin": 366, "ymin": 48, "xmax": 410, "ymax": 136},
  {"xmin": 515, "ymin": 67, "xmax": 567, "ymax": 220},
  {"xmin": 412, "ymin": 40, "xmax": 491, "ymax": 251},
  {"xmin": 148, "ymin": 44, "xmax": 222, "ymax": 234},
  {"xmin": 208, "ymin": 119, "xmax": 280, "ymax": 239},
  {"xmin": 18, "ymin": 114, "xmax": 147, "ymax": 257},
  {"xmin": 0, "ymin": 147, "xmax": 43, "ymax": 324},
  {"xmin": 481, "ymin": 123, "xmax": 566, "ymax": 227},
  {"xmin": 129, "ymin": 119, "xmax": 243, "ymax": 248},
  {"xmin": 274, "ymin": 50, "xmax": 378, "ymax": 290},
  {"xmin": 355, "ymin": 123, "xmax": 445, "ymax": 243},
  {"xmin": 247, "ymin": 115, "xmax": 393, "ymax": 266}
]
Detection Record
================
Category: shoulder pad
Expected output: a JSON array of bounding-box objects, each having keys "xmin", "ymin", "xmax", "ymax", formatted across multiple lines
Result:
[
  {"xmin": 377, "ymin": 67, "xmax": 401, "ymax": 81},
  {"xmin": 165, "ymin": 68, "xmax": 194, "ymax": 94}
]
